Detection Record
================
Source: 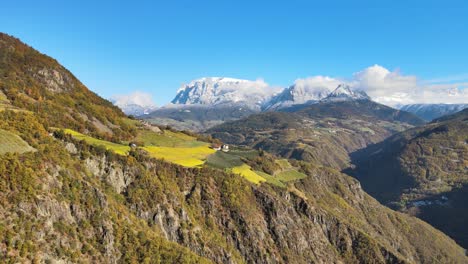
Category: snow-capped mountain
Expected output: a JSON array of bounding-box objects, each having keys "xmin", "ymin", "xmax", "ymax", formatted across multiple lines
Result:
[
  {"xmin": 111, "ymin": 91, "xmax": 158, "ymax": 116},
  {"xmin": 115, "ymin": 103, "xmax": 158, "ymax": 116},
  {"xmin": 263, "ymin": 77, "xmax": 338, "ymax": 110},
  {"xmin": 264, "ymin": 83, "xmax": 370, "ymax": 110},
  {"xmin": 143, "ymin": 79, "xmax": 374, "ymax": 131},
  {"xmin": 171, "ymin": 77, "xmax": 281, "ymax": 110},
  {"xmin": 399, "ymin": 103, "xmax": 468, "ymax": 121},
  {"xmin": 322, "ymin": 84, "xmax": 370, "ymax": 102}
]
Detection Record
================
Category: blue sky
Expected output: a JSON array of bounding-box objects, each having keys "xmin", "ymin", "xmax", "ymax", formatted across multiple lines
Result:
[{"xmin": 1, "ymin": 0, "xmax": 467, "ymax": 105}]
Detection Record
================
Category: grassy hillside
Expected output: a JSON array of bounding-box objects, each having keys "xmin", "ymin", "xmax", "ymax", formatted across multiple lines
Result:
[
  {"xmin": 62, "ymin": 127, "xmax": 217, "ymax": 168},
  {"xmin": 0, "ymin": 33, "xmax": 135, "ymax": 142},
  {"xmin": 0, "ymin": 129, "xmax": 35, "ymax": 154},
  {"xmin": 64, "ymin": 129, "xmax": 131, "ymax": 155}
]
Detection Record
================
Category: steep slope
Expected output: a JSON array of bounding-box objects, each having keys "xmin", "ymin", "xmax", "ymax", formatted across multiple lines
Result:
[
  {"xmin": 2, "ymin": 110, "xmax": 466, "ymax": 263},
  {"xmin": 1, "ymin": 33, "xmax": 466, "ymax": 263},
  {"xmin": 399, "ymin": 103, "xmax": 468, "ymax": 121},
  {"xmin": 209, "ymin": 99, "xmax": 424, "ymax": 169},
  {"xmin": 0, "ymin": 33, "xmax": 134, "ymax": 141},
  {"xmin": 348, "ymin": 108, "xmax": 468, "ymax": 247}
]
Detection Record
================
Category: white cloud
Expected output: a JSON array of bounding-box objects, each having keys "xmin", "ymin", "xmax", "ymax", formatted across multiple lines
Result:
[
  {"xmin": 349, "ymin": 65, "xmax": 419, "ymax": 105},
  {"xmin": 286, "ymin": 76, "xmax": 343, "ymax": 103},
  {"xmin": 111, "ymin": 91, "xmax": 157, "ymax": 107},
  {"xmin": 297, "ymin": 64, "xmax": 468, "ymax": 106},
  {"xmin": 417, "ymin": 83, "xmax": 468, "ymax": 104},
  {"xmin": 294, "ymin": 76, "xmax": 343, "ymax": 93},
  {"xmin": 349, "ymin": 65, "xmax": 468, "ymax": 105}
]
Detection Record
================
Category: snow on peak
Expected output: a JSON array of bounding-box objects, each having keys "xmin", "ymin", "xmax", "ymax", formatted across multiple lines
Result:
[
  {"xmin": 263, "ymin": 76, "xmax": 341, "ymax": 110},
  {"xmin": 399, "ymin": 103, "xmax": 468, "ymax": 121},
  {"xmin": 171, "ymin": 77, "xmax": 281, "ymax": 109},
  {"xmin": 323, "ymin": 84, "xmax": 370, "ymax": 102},
  {"xmin": 111, "ymin": 91, "xmax": 158, "ymax": 116}
]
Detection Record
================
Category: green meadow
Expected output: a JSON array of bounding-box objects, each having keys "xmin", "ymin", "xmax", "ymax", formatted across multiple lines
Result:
[{"xmin": 0, "ymin": 129, "xmax": 35, "ymax": 154}]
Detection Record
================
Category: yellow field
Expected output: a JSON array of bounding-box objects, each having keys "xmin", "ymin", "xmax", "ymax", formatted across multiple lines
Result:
[
  {"xmin": 64, "ymin": 129, "xmax": 131, "ymax": 155},
  {"xmin": 142, "ymin": 145, "xmax": 216, "ymax": 167},
  {"xmin": 231, "ymin": 164, "xmax": 266, "ymax": 184}
]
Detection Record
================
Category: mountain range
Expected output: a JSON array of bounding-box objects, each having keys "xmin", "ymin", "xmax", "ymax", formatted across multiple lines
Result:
[
  {"xmin": 2, "ymin": 32, "xmax": 468, "ymax": 263},
  {"xmin": 142, "ymin": 79, "xmax": 383, "ymax": 131},
  {"xmin": 138, "ymin": 77, "xmax": 467, "ymax": 131},
  {"xmin": 399, "ymin": 103, "xmax": 468, "ymax": 121}
]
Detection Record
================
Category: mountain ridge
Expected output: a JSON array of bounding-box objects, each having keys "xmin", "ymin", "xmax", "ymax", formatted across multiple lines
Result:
[
  {"xmin": 143, "ymin": 80, "xmax": 382, "ymax": 131},
  {"xmin": 399, "ymin": 103, "xmax": 468, "ymax": 121}
]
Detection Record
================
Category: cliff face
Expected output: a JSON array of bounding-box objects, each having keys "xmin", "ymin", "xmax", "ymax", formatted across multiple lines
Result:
[{"xmin": 72, "ymin": 141, "xmax": 466, "ymax": 264}]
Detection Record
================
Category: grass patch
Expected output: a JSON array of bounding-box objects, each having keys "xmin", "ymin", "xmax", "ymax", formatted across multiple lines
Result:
[
  {"xmin": 206, "ymin": 151, "xmax": 244, "ymax": 169},
  {"xmin": 65, "ymin": 128, "xmax": 214, "ymax": 167},
  {"xmin": 231, "ymin": 164, "xmax": 266, "ymax": 184},
  {"xmin": 142, "ymin": 145, "xmax": 215, "ymax": 167},
  {"xmin": 137, "ymin": 129, "xmax": 205, "ymax": 148},
  {"xmin": 227, "ymin": 148, "xmax": 259, "ymax": 159},
  {"xmin": 275, "ymin": 159, "xmax": 292, "ymax": 170},
  {"xmin": 255, "ymin": 170, "xmax": 286, "ymax": 188},
  {"xmin": 275, "ymin": 169, "xmax": 307, "ymax": 182},
  {"xmin": 121, "ymin": 118, "xmax": 141, "ymax": 126},
  {"xmin": 64, "ymin": 129, "xmax": 130, "ymax": 155},
  {"xmin": 0, "ymin": 129, "xmax": 35, "ymax": 154}
]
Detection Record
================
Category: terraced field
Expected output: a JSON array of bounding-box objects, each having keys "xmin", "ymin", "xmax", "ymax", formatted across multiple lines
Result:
[
  {"xmin": 65, "ymin": 128, "xmax": 216, "ymax": 167},
  {"xmin": 0, "ymin": 129, "xmax": 35, "ymax": 154},
  {"xmin": 64, "ymin": 128, "xmax": 308, "ymax": 183}
]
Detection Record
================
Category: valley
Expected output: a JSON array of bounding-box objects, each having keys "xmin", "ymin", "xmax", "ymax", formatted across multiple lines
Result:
[
  {"xmin": 347, "ymin": 108, "xmax": 468, "ymax": 247},
  {"xmin": 208, "ymin": 100, "xmax": 423, "ymax": 169}
]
